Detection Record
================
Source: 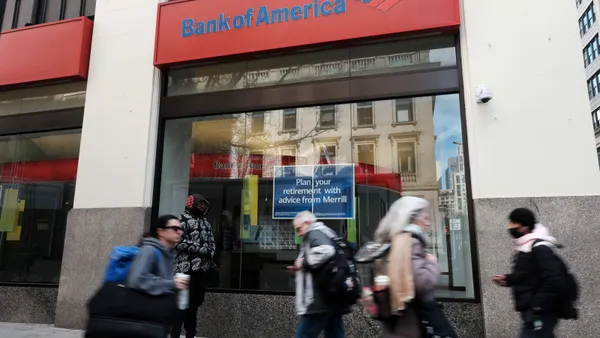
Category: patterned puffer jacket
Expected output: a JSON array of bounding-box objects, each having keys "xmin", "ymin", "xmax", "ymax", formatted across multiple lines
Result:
[{"xmin": 173, "ymin": 194, "xmax": 216, "ymax": 274}]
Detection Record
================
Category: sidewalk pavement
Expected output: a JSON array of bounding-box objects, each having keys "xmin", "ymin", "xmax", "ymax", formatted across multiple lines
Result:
[
  {"xmin": 0, "ymin": 323, "xmax": 82, "ymax": 338},
  {"xmin": 0, "ymin": 322, "xmax": 206, "ymax": 338}
]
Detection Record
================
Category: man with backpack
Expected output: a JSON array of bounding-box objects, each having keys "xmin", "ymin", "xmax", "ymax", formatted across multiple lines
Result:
[
  {"xmin": 492, "ymin": 208, "xmax": 578, "ymax": 338},
  {"xmin": 291, "ymin": 211, "xmax": 357, "ymax": 338}
]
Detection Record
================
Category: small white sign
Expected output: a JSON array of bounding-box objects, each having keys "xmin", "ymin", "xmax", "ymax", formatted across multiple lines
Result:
[{"xmin": 449, "ymin": 219, "xmax": 461, "ymax": 231}]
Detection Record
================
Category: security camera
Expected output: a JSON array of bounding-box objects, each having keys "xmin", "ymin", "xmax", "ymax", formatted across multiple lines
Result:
[{"xmin": 475, "ymin": 86, "xmax": 493, "ymax": 103}]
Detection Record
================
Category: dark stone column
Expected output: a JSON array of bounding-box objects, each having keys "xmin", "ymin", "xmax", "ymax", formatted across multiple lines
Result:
[
  {"xmin": 54, "ymin": 207, "xmax": 150, "ymax": 329},
  {"xmin": 0, "ymin": 286, "xmax": 57, "ymax": 323},
  {"xmin": 474, "ymin": 196, "xmax": 600, "ymax": 337}
]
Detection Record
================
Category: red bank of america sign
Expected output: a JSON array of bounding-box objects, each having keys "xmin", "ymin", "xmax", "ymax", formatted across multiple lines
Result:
[{"xmin": 154, "ymin": 0, "xmax": 459, "ymax": 66}]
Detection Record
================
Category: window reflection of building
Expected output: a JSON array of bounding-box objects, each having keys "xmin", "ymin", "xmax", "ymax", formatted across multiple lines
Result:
[
  {"xmin": 160, "ymin": 93, "xmax": 470, "ymax": 297},
  {"xmin": 167, "ymin": 43, "xmax": 449, "ymax": 97},
  {"xmin": 437, "ymin": 141, "xmax": 471, "ymax": 297},
  {"xmin": 280, "ymin": 147, "xmax": 296, "ymax": 158},
  {"xmin": 318, "ymin": 105, "xmax": 336, "ymax": 128},
  {"xmin": 394, "ymin": 98, "xmax": 414, "ymax": 123},
  {"xmin": 397, "ymin": 142, "xmax": 416, "ymax": 173},
  {"xmin": 251, "ymin": 112, "xmax": 265, "ymax": 133},
  {"xmin": 357, "ymin": 143, "xmax": 376, "ymax": 166},
  {"xmin": 317, "ymin": 143, "xmax": 338, "ymax": 164},
  {"xmin": 439, "ymin": 189, "xmax": 453, "ymax": 214},
  {"xmin": 447, "ymin": 144, "xmax": 466, "ymax": 215},
  {"xmin": 446, "ymin": 157, "xmax": 458, "ymax": 190},
  {"xmin": 356, "ymin": 102, "xmax": 374, "ymax": 126},
  {"xmin": 282, "ymin": 108, "xmax": 297, "ymax": 131},
  {"xmin": 159, "ymin": 41, "xmax": 472, "ymax": 298}
]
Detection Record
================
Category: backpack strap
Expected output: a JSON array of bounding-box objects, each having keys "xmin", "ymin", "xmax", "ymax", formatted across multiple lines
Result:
[
  {"xmin": 532, "ymin": 239, "xmax": 560, "ymax": 254},
  {"xmin": 152, "ymin": 247, "xmax": 162, "ymax": 275},
  {"xmin": 154, "ymin": 248, "xmax": 161, "ymax": 264}
]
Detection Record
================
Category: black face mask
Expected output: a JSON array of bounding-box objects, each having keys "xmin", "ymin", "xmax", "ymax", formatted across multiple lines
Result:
[{"xmin": 509, "ymin": 228, "xmax": 523, "ymax": 239}]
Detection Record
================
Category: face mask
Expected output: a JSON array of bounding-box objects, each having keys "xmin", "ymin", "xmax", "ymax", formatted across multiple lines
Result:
[{"xmin": 509, "ymin": 228, "xmax": 523, "ymax": 239}]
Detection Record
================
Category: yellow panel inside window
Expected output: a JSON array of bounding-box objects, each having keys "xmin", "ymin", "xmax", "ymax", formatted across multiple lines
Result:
[
  {"xmin": 0, "ymin": 188, "xmax": 19, "ymax": 232},
  {"xmin": 6, "ymin": 200, "xmax": 25, "ymax": 241}
]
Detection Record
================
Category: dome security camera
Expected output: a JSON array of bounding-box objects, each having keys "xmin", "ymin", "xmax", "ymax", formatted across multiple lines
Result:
[{"xmin": 476, "ymin": 86, "xmax": 493, "ymax": 104}]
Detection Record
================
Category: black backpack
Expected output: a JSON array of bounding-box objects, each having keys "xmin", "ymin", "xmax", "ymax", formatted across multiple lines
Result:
[
  {"xmin": 312, "ymin": 236, "xmax": 362, "ymax": 306},
  {"xmin": 533, "ymin": 239, "xmax": 579, "ymax": 320}
]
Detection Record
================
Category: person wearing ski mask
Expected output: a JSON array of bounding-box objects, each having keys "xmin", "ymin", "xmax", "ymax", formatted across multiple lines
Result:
[{"xmin": 171, "ymin": 194, "xmax": 216, "ymax": 338}]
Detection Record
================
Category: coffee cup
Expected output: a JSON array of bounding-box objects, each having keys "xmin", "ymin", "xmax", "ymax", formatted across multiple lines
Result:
[{"xmin": 374, "ymin": 275, "xmax": 390, "ymax": 291}]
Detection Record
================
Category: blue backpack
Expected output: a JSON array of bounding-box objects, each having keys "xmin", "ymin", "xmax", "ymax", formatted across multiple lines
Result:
[{"xmin": 103, "ymin": 246, "xmax": 161, "ymax": 284}]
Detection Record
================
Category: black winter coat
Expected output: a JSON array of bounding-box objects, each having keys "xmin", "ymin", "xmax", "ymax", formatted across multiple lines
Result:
[{"xmin": 506, "ymin": 243, "xmax": 566, "ymax": 314}]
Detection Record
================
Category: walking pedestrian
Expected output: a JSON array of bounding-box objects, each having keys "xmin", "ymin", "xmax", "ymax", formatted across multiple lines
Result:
[
  {"xmin": 128, "ymin": 214, "xmax": 189, "ymax": 295},
  {"xmin": 292, "ymin": 211, "xmax": 350, "ymax": 338},
  {"xmin": 373, "ymin": 196, "xmax": 449, "ymax": 338},
  {"xmin": 492, "ymin": 208, "xmax": 565, "ymax": 338},
  {"xmin": 86, "ymin": 214, "xmax": 188, "ymax": 338}
]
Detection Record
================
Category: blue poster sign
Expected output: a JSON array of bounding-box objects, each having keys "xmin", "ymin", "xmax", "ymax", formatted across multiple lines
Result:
[{"xmin": 272, "ymin": 164, "xmax": 355, "ymax": 219}]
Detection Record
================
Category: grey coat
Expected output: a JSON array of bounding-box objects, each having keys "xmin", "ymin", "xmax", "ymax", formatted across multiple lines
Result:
[
  {"xmin": 384, "ymin": 228, "xmax": 440, "ymax": 338},
  {"xmin": 126, "ymin": 237, "xmax": 176, "ymax": 296},
  {"xmin": 295, "ymin": 222, "xmax": 350, "ymax": 316}
]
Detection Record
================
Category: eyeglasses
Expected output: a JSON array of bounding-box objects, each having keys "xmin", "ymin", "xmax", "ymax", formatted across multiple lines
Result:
[{"xmin": 163, "ymin": 226, "xmax": 183, "ymax": 232}]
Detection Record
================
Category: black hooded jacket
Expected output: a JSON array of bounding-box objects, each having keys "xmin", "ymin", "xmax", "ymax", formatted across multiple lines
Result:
[
  {"xmin": 173, "ymin": 194, "xmax": 216, "ymax": 273},
  {"xmin": 506, "ymin": 227, "xmax": 566, "ymax": 315}
]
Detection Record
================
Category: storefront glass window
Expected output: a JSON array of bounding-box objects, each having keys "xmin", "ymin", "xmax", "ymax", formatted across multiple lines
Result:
[
  {"xmin": 166, "ymin": 36, "xmax": 456, "ymax": 96},
  {"xmin": 158, "ymin": 93, "xmax": 474, "ymax": 299},
  {"xmin": 0, "ymin": 129, "xmax": 81, "ymax": 283},
  {"xmin": 0, "ymin": 83, "xmax": 86, "ymax": 117}
]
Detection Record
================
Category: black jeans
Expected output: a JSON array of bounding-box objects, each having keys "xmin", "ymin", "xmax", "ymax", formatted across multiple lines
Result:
[
  {"xmin": 170, "ymin": 270, "xmax": 206, "ymax": 338},
  {"xmin": 519, "ymin": 310, "xmax": 558, "ymax": 338},
  {"xmin": 295, "ymin": 312, "xmax": 345, "ymax": 338}
]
